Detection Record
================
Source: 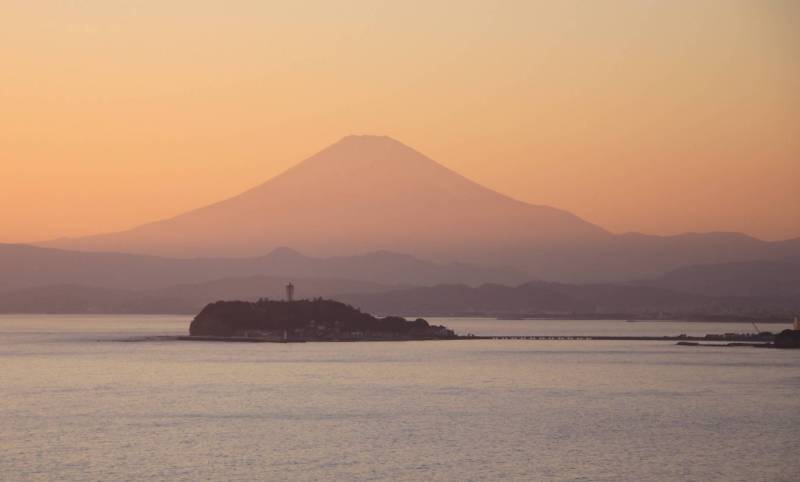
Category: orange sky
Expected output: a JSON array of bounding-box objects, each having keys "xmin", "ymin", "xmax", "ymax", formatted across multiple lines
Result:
[{"xmin": 2, "ymin": 0, "xmax": 799, "ymax": 243}]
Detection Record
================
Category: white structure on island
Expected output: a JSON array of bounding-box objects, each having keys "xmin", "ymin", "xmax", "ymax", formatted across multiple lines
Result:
[{"xmin": 286, "ymin": 282, "xmax": 295, "ymax": 302}]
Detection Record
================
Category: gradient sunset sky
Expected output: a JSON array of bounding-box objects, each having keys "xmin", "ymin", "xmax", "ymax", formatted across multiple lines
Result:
[{"xmin": 2, "ymin": 0, "xmax": 798, "ymax": 243}]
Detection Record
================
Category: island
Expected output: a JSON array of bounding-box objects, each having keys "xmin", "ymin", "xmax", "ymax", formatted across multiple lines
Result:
[{"xmin": 188, "ymin": 298, "xmax": 457, "ymax": 341}]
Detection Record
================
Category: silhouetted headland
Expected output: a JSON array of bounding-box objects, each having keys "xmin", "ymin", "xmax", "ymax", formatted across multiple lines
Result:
[
  {"xmin": 188, "ymin": 298, "xmax": 456, "ymax": 342},
  {"xmin": 774, "ymin": 329, "xmax": 800, "ymax": 348}
]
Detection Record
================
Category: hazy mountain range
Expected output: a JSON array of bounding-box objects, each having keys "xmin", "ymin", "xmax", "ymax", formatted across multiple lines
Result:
[
  {"xmin": 0, "ymin": 243, "xmax": 526, "ymax": 293},
  {"xmin": 338, "ymin": 278, "xmax": 800, "ymax": 320},
  {"xmin": 1, "ymin": 245, "xmax": 797, "ymax": 316},
  {"xmin": 38, "ymin": 135, "xmax": 800, "ymax": 282},
  {"xmin": 340, "ymin": 257, "xmax": 799, "ymax": 318},
  {"xmin": 0, "ymin": 276, "xmax": 386, "ymax": 315},
  {"xmin": 638, "ymin": 258, "xmax": 800, "ymax": 298}
]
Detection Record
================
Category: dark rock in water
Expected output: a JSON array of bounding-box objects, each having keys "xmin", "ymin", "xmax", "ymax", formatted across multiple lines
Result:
[
  {"xmin": 189, "ymin": 298, "xmax": 455, "ymax": 340},
  {"xmin": 774, "ymin": 329, "xmax": 800, "ymax": 349}
]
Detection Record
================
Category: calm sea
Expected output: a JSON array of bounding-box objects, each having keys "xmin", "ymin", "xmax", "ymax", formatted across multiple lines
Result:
[{"xmin": 1, "ymin": 315, "xmax": 798, "ymax": 481}]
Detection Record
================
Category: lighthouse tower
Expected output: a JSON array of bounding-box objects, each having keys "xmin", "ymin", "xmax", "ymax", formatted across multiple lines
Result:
[{"xmin": 286, "ymin": 282, "xmax": 295, "ymax": 302}]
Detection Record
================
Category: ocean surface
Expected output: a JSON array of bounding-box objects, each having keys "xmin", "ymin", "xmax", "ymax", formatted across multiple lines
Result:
[{"xmin": 1, "ymin": 315, "xmax": 798, "ymax": 481}]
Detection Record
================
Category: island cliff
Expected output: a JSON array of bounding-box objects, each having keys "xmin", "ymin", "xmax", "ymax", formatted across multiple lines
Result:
[{"xmin": 189, "ymin": 298, "xmax": 456, "ymax": 341}]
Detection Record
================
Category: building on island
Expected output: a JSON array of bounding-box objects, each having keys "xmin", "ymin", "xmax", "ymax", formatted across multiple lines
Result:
[{"xmin": 286, "ymin": 282, "xmax": 294, "ymax": 302}]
